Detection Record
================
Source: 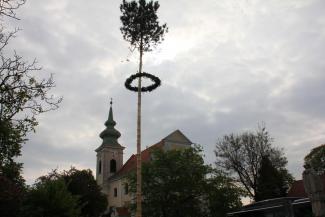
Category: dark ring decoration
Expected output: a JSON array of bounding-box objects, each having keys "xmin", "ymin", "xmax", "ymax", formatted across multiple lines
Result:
[{"xmin": 125, "ymin": 72, "xmax": 161, "ymax": 92}]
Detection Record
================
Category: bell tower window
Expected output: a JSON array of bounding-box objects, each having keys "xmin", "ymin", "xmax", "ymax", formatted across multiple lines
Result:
[
  {"xmin": 98, "ymin": 160, "xmax": 102, "ymax": 174},
  {"xmin": 110, "ymin": 159, "xmax": 117, "ymax": 173},
  {"xmin": 114, "ymin": 188, "xmax": 117, "ymax": 197}
]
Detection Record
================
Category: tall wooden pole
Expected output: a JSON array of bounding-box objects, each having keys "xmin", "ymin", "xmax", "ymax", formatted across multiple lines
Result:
[
  {"xmin": 121, "ymin": 2, "xmax": 167, "ymax": 215},
  {"xmin": 136, "ymin": 38, "xmax": 143, "ymax": 217}
]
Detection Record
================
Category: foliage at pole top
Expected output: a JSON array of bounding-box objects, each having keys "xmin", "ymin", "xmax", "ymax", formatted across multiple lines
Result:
[{"xmin": 120, "ymin": 0, "xmax": 168, "ymax": 52}]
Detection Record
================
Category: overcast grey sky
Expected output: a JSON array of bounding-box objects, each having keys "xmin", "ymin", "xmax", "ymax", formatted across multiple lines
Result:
[{"xmin": 8, "ymin": 0, "xmax": 325, "ymax": 184}]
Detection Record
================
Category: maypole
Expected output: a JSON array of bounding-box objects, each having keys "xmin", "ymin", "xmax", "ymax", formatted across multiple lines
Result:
[{"xmin": 120, "ymin": 1, "xmax": 168, "ymax": 217}]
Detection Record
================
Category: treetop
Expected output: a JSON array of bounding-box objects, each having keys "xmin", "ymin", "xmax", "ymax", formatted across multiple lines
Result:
[{"xmin": 120, "ymin": 0, "xmax": 168, "ymax": 52}]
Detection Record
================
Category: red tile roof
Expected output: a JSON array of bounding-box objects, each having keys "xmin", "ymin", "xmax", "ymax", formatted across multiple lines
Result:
[
  {"xmin": 287, "ymin": 174, "xmax": 325, "ymax": 198},
  {"xmin": 287, "ymin": 180, "xmax": 307, "ymax": 197},
  {"xmin": 109, "ymin": 140, "xmax": 164, "ymax": 180}
]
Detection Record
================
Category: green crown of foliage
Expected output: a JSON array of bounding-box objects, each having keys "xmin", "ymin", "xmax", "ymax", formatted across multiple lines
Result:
[{"xmin": 120, "ymin": 0, "xmax": 168, "ymax": 51}]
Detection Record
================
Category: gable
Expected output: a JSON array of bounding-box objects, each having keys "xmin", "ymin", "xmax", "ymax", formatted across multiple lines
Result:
[{"xmin": 163, "ymin": 129, "xmax": 192, "ymax": 145}]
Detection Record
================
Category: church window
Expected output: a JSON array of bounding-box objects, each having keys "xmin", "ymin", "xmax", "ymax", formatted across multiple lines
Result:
[
  {"xmin": 98, "ymin": 160, "xmax": 102, "ymax": 174},
  {"xmin": 124, "ymin": 183, "xmax": 129, "ymax": 195},
  {"xmin": 110, "ymin": 159, "xmax": 117, "ymax": 173},
  {"xmin": 114, "ymin": 188, "xmax": 117, "ymax": 197}
]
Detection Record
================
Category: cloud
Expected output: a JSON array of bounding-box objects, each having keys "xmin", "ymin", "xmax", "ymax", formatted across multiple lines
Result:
[{"xmin": 6, "ymin": 0, "xmax": 325, "ymax": 183}]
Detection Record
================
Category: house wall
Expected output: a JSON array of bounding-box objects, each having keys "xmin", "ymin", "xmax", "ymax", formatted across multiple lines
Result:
[
  {"xmin": 164, "ymin": 141, "xmax": 190, "ymax": 151},
  {"xmin": 108, "ymin": 178, "xmax": 132, "ymax": 208}
]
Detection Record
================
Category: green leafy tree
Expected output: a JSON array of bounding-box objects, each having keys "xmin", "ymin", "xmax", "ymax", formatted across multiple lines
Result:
[
  {"xmin": 204, "ymin": 171, "xmax": 243, "ymax": 217},
  {"xmin": 128, "ymin": 146, "xmax": 242, "ymax": 217},
  {"xmin": 304, "ymin": 144, "xmax": 325, "ymax": 175},
  {"xmin": 0, "ymin": 175, "xmax": 24, "ymax": 217},
  {"xmin": 215, "ymin": 126, "xmax": 294, "ymax": 201},
  {"xmin": 22, "ymin": 178, "xmax": 81, "ymax": 217},
  {"xmin": 0, "ymin": 116, "xmax": 26, "ymax": 217},
  {"xmin": 37, "ymin": 168, "xmax": 107, "ymax": 217},
  {"xmin": 62, "ymin": 168, "xmax": 107, "ymax": 217},
  {"xmin": 0, "ymin": 120, "xmax": 25, "ymax": 185},
  {"xmin": 255, "ymin": 156, "xmax": 293, "ymax": 201},
  {"xmin": 120, "ymin": 0, "xmax": 168, "ymax": 52}
]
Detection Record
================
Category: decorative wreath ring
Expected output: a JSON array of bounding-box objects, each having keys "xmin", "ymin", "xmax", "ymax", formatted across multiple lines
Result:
[{"xmin": 125, "ymin": 72, "xmax": 161, "ymax": 92}]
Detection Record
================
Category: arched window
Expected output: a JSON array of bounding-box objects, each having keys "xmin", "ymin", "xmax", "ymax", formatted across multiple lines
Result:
[
  {"xmin": 98, "ymin": 160, "xmax": 102, "ymax": 174},
  {"xmin": 110, "ymin": 159, "xmax": 116, "ymax": 173}
]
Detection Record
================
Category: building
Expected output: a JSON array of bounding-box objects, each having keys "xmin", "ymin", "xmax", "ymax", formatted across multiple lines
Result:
[
  {"xmin": 227, "ymin": 197, "xmax": 311, "ymax": 217},
  {"xmin": 95, "ymin": 103, "xmax": 192, "ymax": 216},
  {"xmin": 227, "ymin": 176, "xmax": 325, "ymax": 217},
  {"xmin": 287, "ymin": 175, "xmax": 325, "ymax": 198}
]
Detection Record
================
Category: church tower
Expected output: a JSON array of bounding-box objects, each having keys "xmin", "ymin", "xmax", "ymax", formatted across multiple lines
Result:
[{"xmin": 95, "ymin": 100, "xmax": 124, "ymax": 193}]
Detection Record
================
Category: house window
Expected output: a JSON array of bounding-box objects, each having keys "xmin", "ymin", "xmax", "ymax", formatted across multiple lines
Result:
[
  {"xmin": 114, "ymin": 188, "xmax": 117, "ymax": 197},
  {"xmin": 110, "ymin": 159, "xmax": 116, "ymax": 173},
  {"xmin": 124, "ymin": 183, "xmax": 129, "ymax": 195},
  {"xmin": 98, "ymin": 160, "xmax": 102, "ymax": 174}
]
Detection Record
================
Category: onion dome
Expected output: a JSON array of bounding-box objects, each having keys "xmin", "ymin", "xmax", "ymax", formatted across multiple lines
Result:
[{"xmin": 99, "ymin": 99, "xmax": 122, "ymax": 147}]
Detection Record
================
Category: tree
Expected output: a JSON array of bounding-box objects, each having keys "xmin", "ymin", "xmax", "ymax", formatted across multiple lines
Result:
[
  {"xmin": 120, "ymin": 0, "xmax": 168, "ymax": 52},
  {"xmin": 255, "ymin": 156, "xmax": 293, "ymax": 201},
  {"xmin": 120, "ymin": 1, "xmax": 167, "ymax": 216},
  {"xmin": 0, "ymin": 174, "xmax": 24, "ymax": 217},
  {"xmin": 0, "ymin": 0, "xmax": 26, "ymax": 19},
  {"xmin": 22, "ymin": 178, "xmax": 81, "ymax": 217},
  {"xmin": 0, "ymin": 0, "xmax": 62, "ymax": 187},
  {"xmin": 215, "ymin": 126, "xmax": 294, "ymax": 201},
  {"xmin": 0, "ymin": 119, "xmax": 25, "ymax": 185},
  {"xmin": 37, "ymin": 168, "xmax": 108, "ymax": 217},
  {"xmin": 128, "ymin": 146, "xmax": 242, "ymax": 217},
  {"xmin": 62, "ymin": 168, "xmax": 107, "ymax": 217},
  {"xmin": 204, "ymin": 171, "xmax": 243, "ymax": 217},
  {"xmin": 304, "ymin": 144, "xmax": 325, "ymax": 175},
  {"xmin": 0, "ymin": 1, "xmax": 61, "ymax": 216}
]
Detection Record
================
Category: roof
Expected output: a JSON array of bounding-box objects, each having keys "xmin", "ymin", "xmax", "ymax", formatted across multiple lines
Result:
[
  {"xmin": 228, "ymin": 197, "xmax": 307, "ymax": 216},
  {"xmin": 96, "ymin": 102, "xmax": 123, "ymax": 151},
  {"xmin": 242, "ymin": 197, "xmax": 301, "ymax": 210},
  {"xmin": 108, "ymin": 129, "xmax": 192, "ymax": 181},
  {"xmin": 108, "ymin": 140, "xmax": 164, "ymax": 181},
  {"xmin": 287, "ymin": 180, "xmax": 307, "ymax": 197},
  {"xmin": 287, "ymin": 174, "xmax": 325, "ymax": 198}
]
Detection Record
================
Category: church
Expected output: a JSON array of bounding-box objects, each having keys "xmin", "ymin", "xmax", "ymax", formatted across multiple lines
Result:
[{"xmin": 95, "ymin": 102, "xmax": 193, "ymax": 216}]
